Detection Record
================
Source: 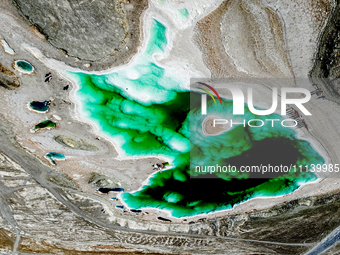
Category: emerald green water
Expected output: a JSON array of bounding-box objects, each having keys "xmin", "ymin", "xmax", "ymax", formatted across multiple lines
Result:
[
  {"xmin": 68, "ymin": 19, "xmax": 324, "ymax": 218},
  {"xmin": 15, "ymin": 60, "xmax": 34, "ymax": 73}
]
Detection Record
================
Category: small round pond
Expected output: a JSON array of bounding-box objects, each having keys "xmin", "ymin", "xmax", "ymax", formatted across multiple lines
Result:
[{"xmin": 14, "ymin": 60, "xmax": 34, "ymax": 74}]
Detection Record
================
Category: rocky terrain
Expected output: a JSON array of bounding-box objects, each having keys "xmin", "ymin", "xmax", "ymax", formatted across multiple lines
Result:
[
  {"xmin": 311, "ymin": 0, "xmax": 340, "ymax": 103},
  {"xmin": 195, "ymin": 0, "xmax": 332, "ymax": 79},
  {"xmin": 9, "ymin": 0, "xmax": 148, "ymax": 71},
  {"xmin": 13, "ymin": 0, "xmax": 127, "ymax": 62},
  {"xmin": 0, "ymin": 63, "xmax": 20, "ymax": 89}
]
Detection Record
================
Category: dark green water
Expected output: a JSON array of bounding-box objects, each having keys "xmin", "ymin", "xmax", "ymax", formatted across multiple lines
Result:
[
  {"xmin": 15, "ymin": 60, "xmax": 34, "ymax": 73},
  {"xmin": 32, "ymin": 120, "xmax": 56, "ymax": 132},
  {"xmin": 121, "ymin": 97, "xmax": 323, "ymax": 217},
  {"xmin": 68, "ymin": 19, "xmax": 324, "ymax": 218},
  {"xmin": 29, "ymin": 101, "xmax": 50, "ymax": 112}
]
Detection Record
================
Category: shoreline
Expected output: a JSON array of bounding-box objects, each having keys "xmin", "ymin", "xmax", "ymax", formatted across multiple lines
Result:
[{"xmin": 118, "ymin": 177, "xmax": 324, "ymax": 222}]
